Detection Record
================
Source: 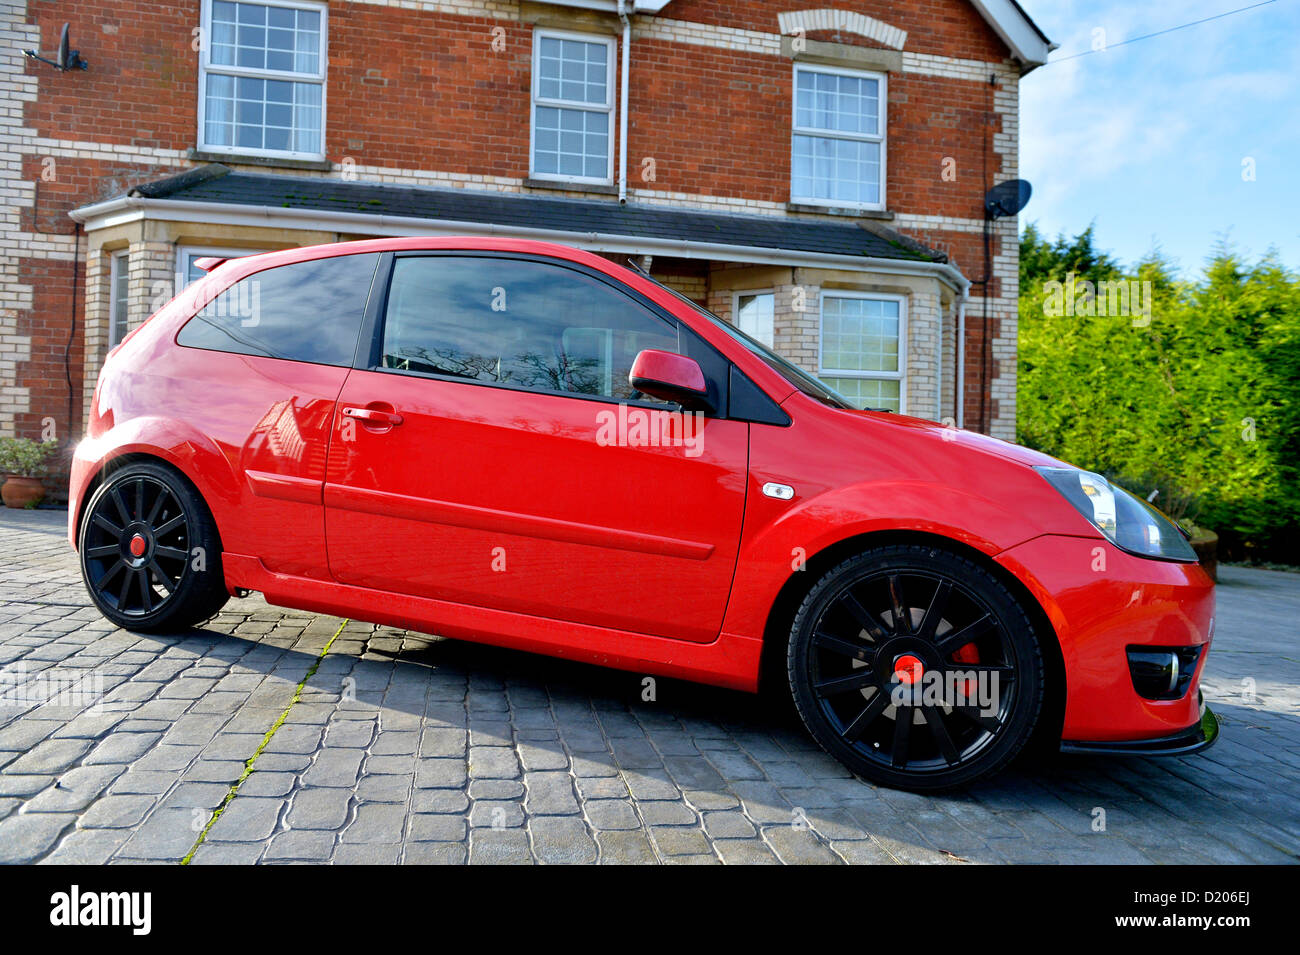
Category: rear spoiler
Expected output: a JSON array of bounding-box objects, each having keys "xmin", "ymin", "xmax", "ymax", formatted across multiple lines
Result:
[{"xmin": 191, "ymin": 256, "xmax": 229, "ymax": 273}]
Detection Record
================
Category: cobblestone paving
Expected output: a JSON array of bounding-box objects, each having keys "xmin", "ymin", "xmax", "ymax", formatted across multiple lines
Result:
[{"xmin": 1, "ymin": 509, "xmax": 1296, "ymax": 864}]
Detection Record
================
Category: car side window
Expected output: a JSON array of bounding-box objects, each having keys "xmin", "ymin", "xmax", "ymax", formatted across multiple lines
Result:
[
  {"xmin": 380, "ymin": 256, "xmax": 680, "ymax": 402},
  {"xmin": 178, "ymin": 252, "xmax": 380, "ymax": 367}
]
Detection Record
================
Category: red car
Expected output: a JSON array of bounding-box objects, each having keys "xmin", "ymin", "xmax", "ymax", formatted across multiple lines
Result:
[{"xmin": 69, "ymin": 237, "xmax": 1217, "ymax": 790}]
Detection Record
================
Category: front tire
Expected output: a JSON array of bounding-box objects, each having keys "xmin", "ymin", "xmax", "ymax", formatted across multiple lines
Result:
[
  {"xmin": 787, "ymin": 544, "xmax": 1044, "ymax": 791},
  {"xmin": 78, "ymin": 460, "xmax": 229, "ymax": 632}
]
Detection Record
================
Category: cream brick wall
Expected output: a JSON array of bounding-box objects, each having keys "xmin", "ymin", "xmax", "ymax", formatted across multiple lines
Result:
[
  {"xmin": 705, "ymin": 264, "xmax": 953, "ymax": 421},
  {"xmin": 774, "ymin": 282, "xmax": 820, "ymax": 372},
  {"xmin": 0, "ymin": 0, "xmax": 37, "ymax": 436},
  {"xmin": 904, "ymin": 286, "xmax": 943, "ymax": 420},
  {"xmin": 81, "ymin": 247, "xmax": 108, "ymax": 420},
  {"xmin": 776, "ymin": 9, "xmax": 908, "ymax": 50},
  {"xmin": 939, "ymin": 297, "xmax": 957, "ymax": 425}
]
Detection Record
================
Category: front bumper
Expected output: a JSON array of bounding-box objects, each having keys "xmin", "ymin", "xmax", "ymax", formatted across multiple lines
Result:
[
  {"xmin": 996, "ymin": 534, "xmax": 1215, "ymax": 743},
  {"xmin": 1060, "ymin": 700, "xmax": 1219, "ymax": 757}
]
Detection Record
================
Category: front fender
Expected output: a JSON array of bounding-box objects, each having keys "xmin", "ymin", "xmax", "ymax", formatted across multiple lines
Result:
[{"xmin": 720, "ymin": 473, "xmax": 1102, "ymax": 643}]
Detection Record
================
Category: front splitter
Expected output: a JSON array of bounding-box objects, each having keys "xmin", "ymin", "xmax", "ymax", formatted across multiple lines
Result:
[{"xmin": 1059, "ymin": 704, "xmax": 1220, "ymax": 757}]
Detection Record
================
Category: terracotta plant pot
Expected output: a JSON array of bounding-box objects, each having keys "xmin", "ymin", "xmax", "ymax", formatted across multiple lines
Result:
[
  {"xmin": 1189, "ymin": 528, "xmax": 1218, "ymax": 582},
  {"xmin": 1, "ymin": 475, "xmax": 45, "ymax": 509}
]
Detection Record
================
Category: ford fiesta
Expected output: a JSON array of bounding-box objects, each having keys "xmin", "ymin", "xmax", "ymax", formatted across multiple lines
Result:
[{"xmin": 69, "ymin": 237, "xmax": 1218, "ymax": 790}]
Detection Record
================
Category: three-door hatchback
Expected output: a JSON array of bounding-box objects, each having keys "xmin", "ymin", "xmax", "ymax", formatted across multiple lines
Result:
[{"xmin": 70, "ymin": 237, "xmax": 1218, "ymax": 790}]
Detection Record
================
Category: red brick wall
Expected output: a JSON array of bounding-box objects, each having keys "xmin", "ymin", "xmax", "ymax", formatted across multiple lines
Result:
[
  {"xmin": 325, "ymin": 10, "xmax": 534, "ymax": 176},
  {"xmin": 27, "ymin": 2, "xmax": 198, "ymax": 152},
  {"xmin": 630, "ymin": 38, "xmax": 788, "ymax": 202},
  {"xmin": 890, "ymin": 72, "xmax": 1004, "ymax": 220},
  {"xmin": 24, "ymin": 2, "xmax": 1009, "ymax": 214}
]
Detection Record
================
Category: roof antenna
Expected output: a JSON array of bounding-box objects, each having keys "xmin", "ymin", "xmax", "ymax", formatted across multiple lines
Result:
[{"xmin": 24, "ymin": 23, "xmax": 89, "ymax": 71}]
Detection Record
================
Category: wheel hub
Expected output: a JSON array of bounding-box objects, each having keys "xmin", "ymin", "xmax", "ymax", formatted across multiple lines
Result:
[
  {"xmin": 119, "ymin": 521, "xmax": 154, "ymax": 567},
  {"xmin": 892, "ymin": 653, "xmax": 925, "ymax": 685}
]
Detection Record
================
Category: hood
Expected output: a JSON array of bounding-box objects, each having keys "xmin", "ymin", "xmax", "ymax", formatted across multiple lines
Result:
[{"xmin": 840, "ymin": 409, "xmax": 1074, "ymax": 470}]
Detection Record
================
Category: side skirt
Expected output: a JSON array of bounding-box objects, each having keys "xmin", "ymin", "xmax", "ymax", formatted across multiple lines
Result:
[{"xmin": 222, "ymin": 553, "xmax": 763, "ymax": 692}]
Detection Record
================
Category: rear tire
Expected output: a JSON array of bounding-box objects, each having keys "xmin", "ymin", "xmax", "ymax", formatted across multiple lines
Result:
[
  {"xmin": 787, "ymin": 544, "xmax": 1044, "ymax": 791},
  {"xmin": 78, "ymin": 460, "xmax": 229, "ymax": 632}
]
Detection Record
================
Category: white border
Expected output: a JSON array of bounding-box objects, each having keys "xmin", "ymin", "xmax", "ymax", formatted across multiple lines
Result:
[
  {"xmin": 197, "ymin": 0, "xmax": 329, "ymax": 162},
  {"xmin": 731, "ymin": 288, "xmax": 775, "ymax": 347},
  {"xmin": 108, "ymin": 250, "xmax": 130, "ymax": 348},
  {"xmin": 529, "ymin": 28, "xmax": 617, "ymax": 186},
  {"xmin": 817, "ymin": 290, "xmax": 907, "ymax": 413},
  {"xmin": 790, "ymin": 62, "xmax": 887, "ymax": 212}
]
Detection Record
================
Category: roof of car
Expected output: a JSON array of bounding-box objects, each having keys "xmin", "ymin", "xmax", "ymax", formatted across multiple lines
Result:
[{"xmin": 121, "ymin": 164, "xmax": 948, "ymax": 265}]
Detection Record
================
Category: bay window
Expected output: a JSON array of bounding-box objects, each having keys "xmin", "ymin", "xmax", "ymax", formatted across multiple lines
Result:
[{"xmin": 819, "ymin": 292, "xmax": 905, "ymax": 412}]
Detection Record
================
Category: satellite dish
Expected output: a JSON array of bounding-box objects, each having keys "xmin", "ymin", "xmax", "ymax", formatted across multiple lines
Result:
[
  {"xmin": 23, "ymin": 22, "xmax": 87, "ymax": 71},
  {"xmin": 984, "ymin": 179, "xmax": 1032, "ymax": 219},
  {"xmin": 57, "ymin": 24, "xmax": 72, "ymax": 69}
]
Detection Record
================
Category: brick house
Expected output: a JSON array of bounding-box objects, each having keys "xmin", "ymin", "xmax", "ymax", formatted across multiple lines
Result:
[{"xmin": 1, "ymin": 0, "xmax": 1051, "ymax": 491}]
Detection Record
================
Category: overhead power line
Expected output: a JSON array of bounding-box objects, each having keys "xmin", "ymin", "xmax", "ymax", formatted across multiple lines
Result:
[{"xmin": 1047, "ymin": 0, "xmax": 1279, "ymax": 65}]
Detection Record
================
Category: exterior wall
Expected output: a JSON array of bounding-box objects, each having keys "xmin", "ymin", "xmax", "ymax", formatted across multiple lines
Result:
[{"xmin": 2, "ymin": 0, "xmax": 1030, "ymax": 464}]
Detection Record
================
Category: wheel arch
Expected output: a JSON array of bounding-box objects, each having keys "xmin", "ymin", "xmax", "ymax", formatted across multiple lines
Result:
[
  {"xmin": 74, "ymin": 449, "xmax": 228, "ymax": 557},
  {"xmin": 756, "ymin": 528, "xmax": 1067, "ymax": 741}
]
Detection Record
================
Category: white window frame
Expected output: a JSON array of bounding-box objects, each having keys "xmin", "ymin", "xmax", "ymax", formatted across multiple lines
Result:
[
  {"xmin": 530, "ymin": 28, "xmax": 617, "ymax": 186},
  {"xmin": 818, "ymin": 291, "xmax": 907, "ymax": 413},
  {"xmin": 732, "ymin": 289, "xmax": 776, "ymax": 348},
  {"xmin": 197, "ymin": 0, "xmax": 328, "ymax": 161},
  {"xmin": 791, "ymin": 63, "xmax": 887, "ymax": 211},
  {"xmin": 109, "ymin": 251, "xmax": 130, "ymax": 348},
  {"xmin": 177, "ymin": 246, "xmax": 262, "ymax": 288}
]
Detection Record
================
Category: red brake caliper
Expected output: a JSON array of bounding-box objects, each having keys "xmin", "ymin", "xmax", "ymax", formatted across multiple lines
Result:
[{"xmin": 951, "ymin": 642, "xmax": 980, "ymax": 698}]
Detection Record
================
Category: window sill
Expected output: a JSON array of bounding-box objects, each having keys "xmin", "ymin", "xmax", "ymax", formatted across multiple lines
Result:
[
  {"xmin": 188, "ymin": 148, "xmax": 332, "ymax": 172},
  {"xmin": 524, "ymin": 177, "xmax": 619, "ymax": 197},
  {"xmin": 787, "ymin": 203, "xmax": 894, "ymax": 220}
]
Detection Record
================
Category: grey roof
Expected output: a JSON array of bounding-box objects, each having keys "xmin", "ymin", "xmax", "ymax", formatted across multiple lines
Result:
[{"xmin": 126, "ymin": 164, "xmax": 947, "ymax": 264}]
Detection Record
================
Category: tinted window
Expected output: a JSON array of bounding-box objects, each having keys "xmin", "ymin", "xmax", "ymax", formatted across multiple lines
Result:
[
  {"xmin": 178, "ymin": 252, "xmax": 379, "ymax": 366},
  {"xmin": 381, "ymin": 256, "xmax": 679, "ymax": 401}
]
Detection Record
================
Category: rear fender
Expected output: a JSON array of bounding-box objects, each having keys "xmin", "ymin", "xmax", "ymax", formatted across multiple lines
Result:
[{"xmin": 70, "ymin": 416, "xmax": 238, "ymax": 548}]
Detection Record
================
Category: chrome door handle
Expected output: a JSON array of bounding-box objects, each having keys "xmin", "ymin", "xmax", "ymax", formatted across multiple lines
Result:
[{"xmin": 342, "ymin": 406, "xmax": 404, "ymax": 426}]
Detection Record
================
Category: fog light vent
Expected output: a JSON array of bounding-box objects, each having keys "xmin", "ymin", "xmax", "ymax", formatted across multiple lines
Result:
[{"xmin": 1126, "ymin": 645, "xmax": 1202, "ymax": 701}]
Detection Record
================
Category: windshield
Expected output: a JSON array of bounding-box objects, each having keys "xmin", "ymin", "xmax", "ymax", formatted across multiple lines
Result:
[{"xmin": 632, "ymin": 266, "xmax": 854, "ymax": 410}]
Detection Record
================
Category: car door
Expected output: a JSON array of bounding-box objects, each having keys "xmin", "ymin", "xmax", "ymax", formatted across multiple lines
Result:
[{"xmin": 323, "ymin": 252, "xmax": 749, "ymax": 643}]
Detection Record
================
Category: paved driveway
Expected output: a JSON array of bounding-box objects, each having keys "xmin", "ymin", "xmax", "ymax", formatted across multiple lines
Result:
[{"xmin": 1, "ymin": 508, "xmax": 1296, "ymax": 864}]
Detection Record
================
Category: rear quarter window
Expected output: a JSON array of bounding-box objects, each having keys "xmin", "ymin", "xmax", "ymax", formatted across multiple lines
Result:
[{"xmin": 177, "ymin": 252, "xmax": 380, "ymax": 366}]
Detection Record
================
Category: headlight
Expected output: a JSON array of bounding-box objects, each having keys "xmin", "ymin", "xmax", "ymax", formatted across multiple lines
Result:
[{"xmin": 1035, "ymin": 467, "xmax": 1198, "ymax": 562}]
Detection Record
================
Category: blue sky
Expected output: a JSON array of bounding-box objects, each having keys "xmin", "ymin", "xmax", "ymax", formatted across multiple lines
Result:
[{"xmin": 1016, "ymin": 0, "xmax": 1300, "ymax": 275}]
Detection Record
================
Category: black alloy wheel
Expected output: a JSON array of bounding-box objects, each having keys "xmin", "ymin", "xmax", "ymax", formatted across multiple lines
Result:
[
  {"xmin": 79, "ymin": 460, "xmax": 229, "ymax": 631},
  {"xmin": 788, "ymin": 544, "xmax": 1044, "ymax": 791}
]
